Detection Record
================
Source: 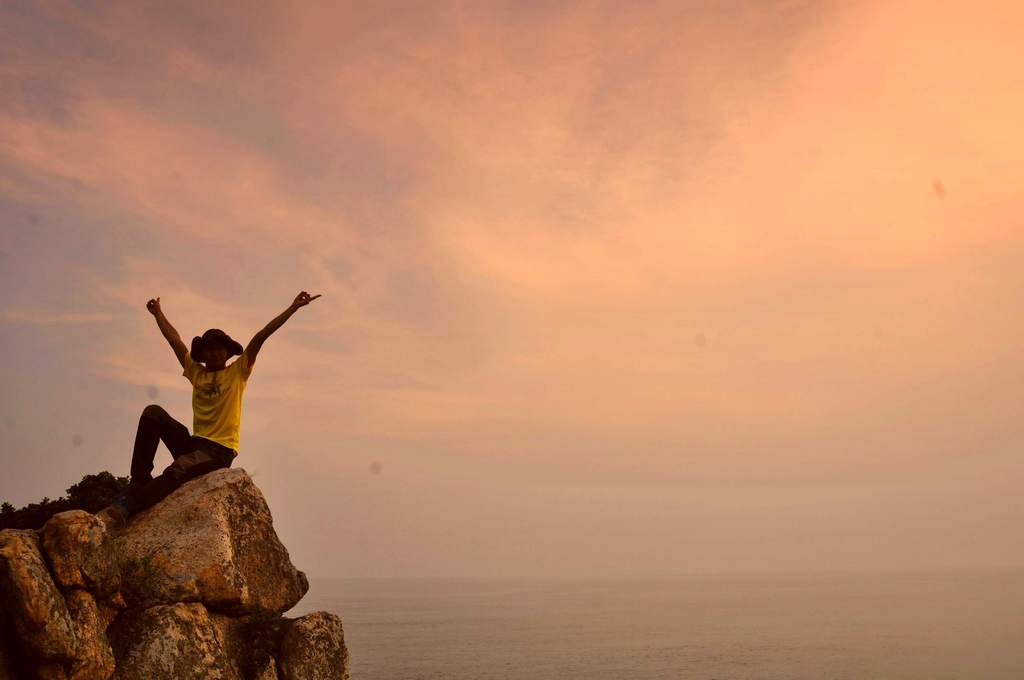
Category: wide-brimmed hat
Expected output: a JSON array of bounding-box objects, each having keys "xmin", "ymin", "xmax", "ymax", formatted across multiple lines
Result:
[{"xmin": 190, "ymin": 328, "xmax": 243, "ymax": 363}]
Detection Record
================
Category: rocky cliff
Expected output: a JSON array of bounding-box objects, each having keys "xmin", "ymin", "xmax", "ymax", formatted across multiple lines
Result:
[{"xmin": 0, "ymin": 468, "xmax": 349, "ymax": 679}]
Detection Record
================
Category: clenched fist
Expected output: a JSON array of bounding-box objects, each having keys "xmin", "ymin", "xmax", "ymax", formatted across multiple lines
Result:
[{"xmin": 146, "ymin": 297, "xmax": 162, "ymax": 316}]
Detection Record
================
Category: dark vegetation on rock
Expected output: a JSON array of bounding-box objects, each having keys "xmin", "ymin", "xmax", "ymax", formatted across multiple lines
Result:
[{"xmin": 0, "ymin": 472, "xmax": 130, "ymax": 531}]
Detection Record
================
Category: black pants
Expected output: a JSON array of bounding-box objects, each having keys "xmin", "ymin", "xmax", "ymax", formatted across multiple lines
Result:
[{"xmin": 123, "ymin": 404, "xmax": 235, "ymax": 515}]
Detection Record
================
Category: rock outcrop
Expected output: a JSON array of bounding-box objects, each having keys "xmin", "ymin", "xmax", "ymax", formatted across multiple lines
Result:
[
  {"xmin": 0, "ymin": 468, "xmax": 349, "ymax": 680},
  {"xmin": 114, "ymin": 470, "xmax": 308, "ymax": 616},
  {"xmin": 277, "ymin": 612, "xmax": 350, "ymax": 680}
]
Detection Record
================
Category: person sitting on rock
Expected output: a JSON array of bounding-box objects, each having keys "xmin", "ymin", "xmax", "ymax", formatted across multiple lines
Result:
[{"xmin": 97, "ymin": 291, "xmax": 321, "ymax": 529}]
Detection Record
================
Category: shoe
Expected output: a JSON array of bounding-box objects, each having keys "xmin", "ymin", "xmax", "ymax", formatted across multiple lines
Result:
[{"xmin": 96, "ymin": 497, "xmax": 130, "ymax": 530}]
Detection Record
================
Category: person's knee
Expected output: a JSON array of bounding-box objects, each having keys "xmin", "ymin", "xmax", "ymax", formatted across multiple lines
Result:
[{"xmin": 142, "ymin": 404, "xmax": 166, "ymax": 419}]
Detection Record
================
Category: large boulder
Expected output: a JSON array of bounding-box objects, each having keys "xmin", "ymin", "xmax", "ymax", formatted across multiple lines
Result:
[
  {"xmin": 0, "ymin": 529, "xmax": 120, "ymax": 680},
  {"xmin": 0, "ymin": 530, "xmax": 78, "ymax": 663},
  {"xmin": 107, "ymin": 603, "xmax": 237, "ymax": 680},
  {"xmin": 277, "ymin": 612, "xmax": 349, "ymax": 680},
  {"xmin": 113, "ymin": 468, "xmax": 308, "ymax": 615},
  {"xmin": 41, "ymin": 512, "xmax": 120, "ymax": 598}
]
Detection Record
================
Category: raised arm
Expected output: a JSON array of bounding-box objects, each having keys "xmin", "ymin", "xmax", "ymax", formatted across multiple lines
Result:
[
  {"xmin": 244, "ymin": 291, "xmax": 321, "ymax": 368},
  {"xmin": 147, "ymin": 297, "xmax": 189, "ymax": 369}
]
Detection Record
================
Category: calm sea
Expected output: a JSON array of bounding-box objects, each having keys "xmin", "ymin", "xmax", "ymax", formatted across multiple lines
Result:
[{"xmin": 288, "ymin": 568, "xmax": 1024, "ymax": 679}]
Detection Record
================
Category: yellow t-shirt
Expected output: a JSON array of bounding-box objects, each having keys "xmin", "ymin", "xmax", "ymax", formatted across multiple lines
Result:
[{"xmin": 181, "ymin": 351, "xmax": 252, "ymax": 456}]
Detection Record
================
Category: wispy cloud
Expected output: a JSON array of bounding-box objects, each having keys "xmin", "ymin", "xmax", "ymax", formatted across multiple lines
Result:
[
  {"xmin": 3, "ymin": 0, "xmax": 1024, "ymax": 575},
  {"xmin": 0, "ymin": 308, "xmax": 115, "ymax": 324}
]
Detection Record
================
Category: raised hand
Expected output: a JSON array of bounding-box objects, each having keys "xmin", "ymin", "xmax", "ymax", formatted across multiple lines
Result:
[
  {"xmin": 292, "ymin": 291, "xmax": 321, "ymax": 309},
  {"xmin": 146, "ymin": 297, "xmax": 162, "ymax": 316}
]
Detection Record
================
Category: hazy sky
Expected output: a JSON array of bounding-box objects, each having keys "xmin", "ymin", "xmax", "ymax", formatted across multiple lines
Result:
[{"xmin": 2, "ymin": 0, "xmax": 1023, "ymax": 579}]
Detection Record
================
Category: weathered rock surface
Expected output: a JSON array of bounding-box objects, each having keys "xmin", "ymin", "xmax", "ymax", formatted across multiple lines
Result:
[
  {"xmin": 278, "ymin": 612, "xmax": 350, "ymax": 680},
  {"xmin": 41, "ymin": 512, "xmax": 120, "ymax": 597},
  {"xmin": 113, "ymin": 468, "xmax": 308, "ymax": 615},
  {"xmin": 1, "ymin": 468, "xmax": 347, "ymax": 679},
  {"xmin": 65, "ymin": 590, "xmax": 115, "ymax": 680},
  {"xmin": 108, "ymin": 603, "xmax": 237, "ymax": 680},
  {"xmin": 253, "ymin": 657, "xmax": 279, "ymax": 680},
  {"xmin": 0, "ymin": 529, "xmax": 78, "ymax": 662}
]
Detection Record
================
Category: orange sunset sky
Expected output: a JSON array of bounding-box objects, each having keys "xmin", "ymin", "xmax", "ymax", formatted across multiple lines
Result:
[{"xmin": 2, "ymin": 1, "xmax": 1023, "ymax": 578}]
